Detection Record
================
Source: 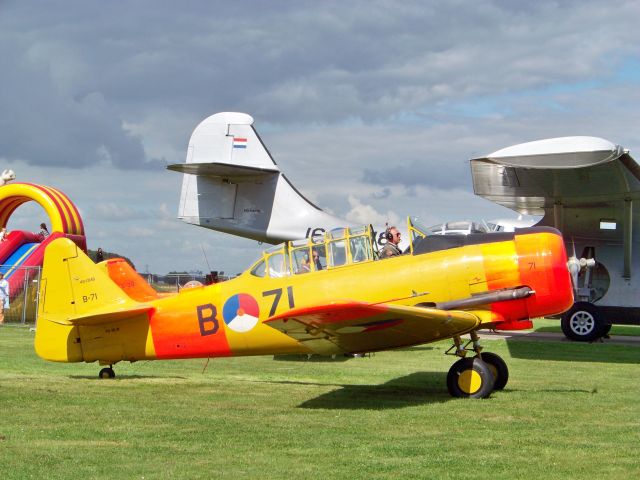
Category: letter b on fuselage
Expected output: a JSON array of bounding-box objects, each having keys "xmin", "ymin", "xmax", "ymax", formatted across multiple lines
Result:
[{"xmin": 197, "ymin": 304, "xmax": 219, "ymax": 336}]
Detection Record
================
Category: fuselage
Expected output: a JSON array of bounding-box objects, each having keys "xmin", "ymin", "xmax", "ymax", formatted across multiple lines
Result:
[{"xmin": 44, "ymin": 227, "xmax": 571, "ymax": 365}]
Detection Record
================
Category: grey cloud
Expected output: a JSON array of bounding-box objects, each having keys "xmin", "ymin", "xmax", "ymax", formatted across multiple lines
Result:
[
  {"xmin": 3, "ymin": 1, "xmax": 640, "ymax": 140},
  {"xmin": 1, "ymin": 0, "xmax": 640, "ymax": 273},
  {"xmin": 363, "ymin": 158, "xmax": 472, "ymax": 190},
  {"xmin": 0, "ymin": 39, "xmax": 161, "ymax": 169}
]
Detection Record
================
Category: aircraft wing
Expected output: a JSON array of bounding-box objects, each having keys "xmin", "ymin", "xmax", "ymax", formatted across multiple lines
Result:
[
  {"xmin": 265, "ymin": 301, "xmax": 480, "ymax": 355},
  {"xmin": 470, "ymin": 136, "xmax": 640, "ymax": 242}
]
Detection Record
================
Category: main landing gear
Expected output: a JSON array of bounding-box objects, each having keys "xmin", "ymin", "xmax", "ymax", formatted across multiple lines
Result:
[
  {"xmin": 445, "ymin": 331, "xmax": 508, "ymax": 398},
  {"xmin": 98, "ymin": 366, "xmax": 115, "ymax": 379}
]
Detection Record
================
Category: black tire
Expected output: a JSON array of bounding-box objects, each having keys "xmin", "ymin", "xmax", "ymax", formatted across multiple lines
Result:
[
  {"xmin": 98, "ymin": 367, "xmax": 115, "ymax": 379},
  {"xmin": 561, "ymin": 302, "xmax": 607, "ymax": 342},
  {"xmin": 480, "ymin": 352, "xmax": 509, "ymax": 390},
  {"xmin": 447, "ymin": 357, "xmax": 495, "ymax": 399}
]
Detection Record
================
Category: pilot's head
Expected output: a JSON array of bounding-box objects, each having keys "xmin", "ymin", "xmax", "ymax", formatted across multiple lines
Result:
[{"xmin": 388, "ymin": 227, "xmax": 401, "ymax": 245}]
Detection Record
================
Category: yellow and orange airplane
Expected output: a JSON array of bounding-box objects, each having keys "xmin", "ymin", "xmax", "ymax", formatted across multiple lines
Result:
[{"xmin": 35, "ymin": 220, "xmax": 573, "ymax": 398}]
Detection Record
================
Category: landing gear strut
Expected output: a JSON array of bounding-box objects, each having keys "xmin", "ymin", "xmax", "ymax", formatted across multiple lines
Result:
[
  {"xmin": 98, "ymin": 366, "xmax": 115, "ymax": 379},
  {"xmin": 445, "ymin": 332, "xmax": 508, "ymax": 398}
]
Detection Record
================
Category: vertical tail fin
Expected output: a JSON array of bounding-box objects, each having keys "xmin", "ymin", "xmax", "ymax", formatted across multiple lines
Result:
[
  {"xmin": 38, "ymin": 238, "xmax": 144, "ymax": 322},
  {"xmin": 35, "ymin": 238, "xmax": 152, "ymax": 363},
  {"xmin": 167, "ymin": 112, "xmax": 350, "ymax": 243}
]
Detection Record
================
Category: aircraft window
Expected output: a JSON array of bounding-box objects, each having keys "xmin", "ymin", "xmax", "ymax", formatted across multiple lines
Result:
[
  {"xmin": 328, "ymin": 240, "xmax": 347, "ymax": 267},
  {"xmin": 265, "ymin": 244, "xmax": 284, "ymax": 254},
  {"xmin": 348, "ymin": 226, "xmax": 366, "ymax": 236},
  {"xmin": 349, "ymin": 236, "xmax": 372, "ymax": 263},
  {"xmin": 445, "ymin": 221, "xmax": 471, "ymax": 231},
  {"xmin": 312, "ymin": 245, "xmax": 327, "ymax": 270},
  {"xmin": 328, "ymin": 228, "xmax": 347, "ymax": 240},
  {"xmin": 600, "ymin": 220, "xmax": 616, "ymax": 230},
  {"xmin": 409, "ymin": 216, "xmax": 430, "ymax": 235},
  {"xmin": 292, "ymin": 247, "xmax": 312, "ymax": 274},
  {"xmin": 267, "ymin": 253, "xmax": 290, "ymax": 278},
  {"xmin": 251, "ymin": 260, "xmax": 266, "ymax": 278}
]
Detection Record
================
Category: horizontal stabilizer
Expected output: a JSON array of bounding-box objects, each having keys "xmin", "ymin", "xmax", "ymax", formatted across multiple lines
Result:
[
  {"xmin": 167, "ymin": 162, "xmax": 278, "ymax": 181},
  {"xmin": 51, "ymin": 304, "xmax": 153, "ymax": 326},
  {"xmin": 265, "ymin": 301, "xmax": 480, "ymax": 355}
]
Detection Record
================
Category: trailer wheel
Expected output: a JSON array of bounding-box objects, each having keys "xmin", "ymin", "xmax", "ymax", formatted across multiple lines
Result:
[{"xmin": 561, "ymin": 302, "xmax": 607, "ymax": 342}]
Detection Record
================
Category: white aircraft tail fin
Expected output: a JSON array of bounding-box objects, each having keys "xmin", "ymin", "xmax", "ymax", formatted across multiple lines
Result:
[{"xmin": 168, "ymin": 112, "xmax": 349, "ymax": 243}]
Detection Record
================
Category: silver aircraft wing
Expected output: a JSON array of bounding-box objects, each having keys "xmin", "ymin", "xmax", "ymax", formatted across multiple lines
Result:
[{"xmin": 470, "ymin": 136, "xmax": 640, "ymax": 241}]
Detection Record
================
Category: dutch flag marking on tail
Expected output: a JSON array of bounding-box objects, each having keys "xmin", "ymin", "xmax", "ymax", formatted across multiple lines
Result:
[{"xmin": 233, "ymin": 137, "xmax": 247, "ymax": 149}]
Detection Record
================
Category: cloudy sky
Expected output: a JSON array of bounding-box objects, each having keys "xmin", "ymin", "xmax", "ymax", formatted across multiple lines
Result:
[{"xmin": 1, "ymin": 0, "xmax": 639, "ymax": 274}]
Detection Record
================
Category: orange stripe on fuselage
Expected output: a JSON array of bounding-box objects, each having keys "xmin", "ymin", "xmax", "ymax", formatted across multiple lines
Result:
[{"xmin": 148, "ymin": 290, "xmax": 233, "ymax": 359}]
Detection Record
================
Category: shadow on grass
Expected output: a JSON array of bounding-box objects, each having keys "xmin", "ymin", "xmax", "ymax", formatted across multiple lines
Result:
[
  {"xmin": 294, "ymin": 372, "xmax": 451, "ymax": 409},
  {"xmin": 69, "ymin": 375, "xmax": 188, "ymax": 380},
  {"xmin": 506, "ymin": 340, "xmax": 640, "ymax": 364},
  {"xmin": 272, "ymin": 346, "xmax": 435, "ymax": 362},
  {"xmin": 272, "ymin": 354, "xmax": 353, "ymax": 362}
]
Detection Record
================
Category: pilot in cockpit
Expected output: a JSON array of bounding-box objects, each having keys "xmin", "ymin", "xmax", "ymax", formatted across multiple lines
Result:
[{"xmin": 380, "ymin": 226, "xmax": 402, "ymax": 258}]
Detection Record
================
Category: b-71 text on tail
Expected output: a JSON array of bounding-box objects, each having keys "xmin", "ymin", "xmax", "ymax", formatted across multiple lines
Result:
[{"xmin": 35, "ymin": 221, "xmax": 572, "ymax": 398}]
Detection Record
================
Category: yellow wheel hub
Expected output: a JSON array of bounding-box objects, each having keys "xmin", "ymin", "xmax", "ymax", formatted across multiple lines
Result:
[{"xmin": 458, "ymin": 369, "xmax": 482, "ymax": 394}]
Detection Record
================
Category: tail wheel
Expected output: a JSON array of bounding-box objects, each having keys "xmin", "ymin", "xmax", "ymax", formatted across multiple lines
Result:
[
  {"xmin": 480, "ymin": 352, "xmax": 509, "ymax": 390},
  {"xmin": 561, "ymin": 302, "xmax": 607, "ymax": 342},
  {"xmin": 98, "ymin": 367, "xmax": 115, "ymax": 379},
  {"xmin": 447, "ymin": 357, "xmax": 495, "ymax": 399}
]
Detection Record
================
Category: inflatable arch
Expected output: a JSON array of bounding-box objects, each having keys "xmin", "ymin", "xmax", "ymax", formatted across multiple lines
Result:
[{"xmin": 0, "ymin": 183, "xmax": 84, "ymax": 236}]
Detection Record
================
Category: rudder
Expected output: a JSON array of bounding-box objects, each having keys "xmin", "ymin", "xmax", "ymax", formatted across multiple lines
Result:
[{"xmin": 35, "ymin": 238, "xmax": 150, "ymax": 363}]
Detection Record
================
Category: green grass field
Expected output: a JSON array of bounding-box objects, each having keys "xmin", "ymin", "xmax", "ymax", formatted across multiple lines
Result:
[{"xmin": 1, "ymin": 325, "xmax": 639, "ymax": 479}]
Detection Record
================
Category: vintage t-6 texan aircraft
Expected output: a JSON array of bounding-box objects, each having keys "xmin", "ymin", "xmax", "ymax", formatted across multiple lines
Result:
[{"xmin": 35, "ymin": 220, "xmax": 573, "ymax": 398}]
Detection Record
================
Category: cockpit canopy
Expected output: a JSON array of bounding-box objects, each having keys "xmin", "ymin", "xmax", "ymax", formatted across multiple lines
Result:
[
  {"xmin": 249, "ymin": 225, "xmax": 377, "ymax": 278},
  {"xmin": 418, "ymin": 219, "xmax": 496, "ymax": 236},
  {"xmin": 247, "ymin": 217, "xmax": 509, "ymax": 278}
]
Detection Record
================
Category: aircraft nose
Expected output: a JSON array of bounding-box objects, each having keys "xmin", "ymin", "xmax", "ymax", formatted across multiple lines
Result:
[{"xmin": 515, "ymin": 228, "xmax": 574, "ymax": 317}]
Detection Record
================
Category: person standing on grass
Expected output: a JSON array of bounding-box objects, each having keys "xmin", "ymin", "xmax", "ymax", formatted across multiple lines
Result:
[{"xmin": 0, "ymin": 272, "xmax": 9, "ymax": 324}]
